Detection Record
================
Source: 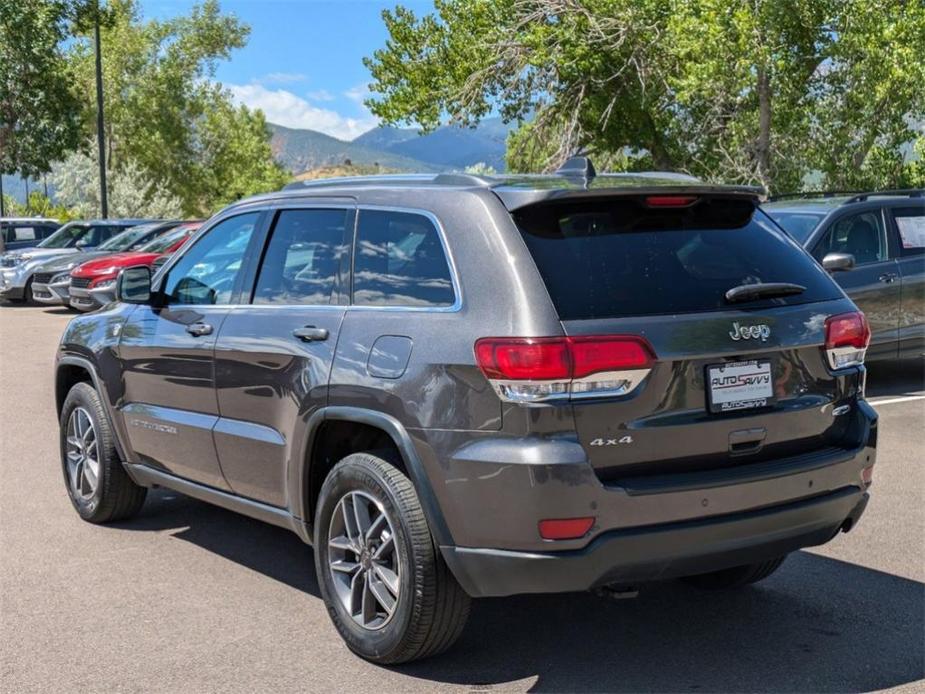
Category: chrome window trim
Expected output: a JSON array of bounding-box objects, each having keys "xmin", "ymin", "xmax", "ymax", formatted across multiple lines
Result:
[{"xmin": 152, "ymin": 202, "xmax": 463, "ymax": 313}]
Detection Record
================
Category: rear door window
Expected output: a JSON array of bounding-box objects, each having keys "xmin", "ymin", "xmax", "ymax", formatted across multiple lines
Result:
[
  {"xmin": 352, "ymin": 209, "xmax": 455, "ymax": 308},
  {"xmin": 813, "ymin": 210, "xmax": 889, "ymax": 265},
  {"xmin": 514, "ymin": 197, "xmax": 841, "ymax": 320},
  {"xmin": 253, "ymin": 208, "xmax": 351, "ymax": 305},
  {"xmin": 13, "ymin": 226, "xmax": 36, "ymax": 241},
  {"xmin": 890, "ymin": 206, "xmax": 925, "ymax": 256}
]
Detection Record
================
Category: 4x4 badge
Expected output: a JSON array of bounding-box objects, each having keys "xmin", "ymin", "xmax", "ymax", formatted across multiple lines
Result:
[
  {"xmin": 590, "ymin": 436, "xmax": 633, "ymax": 446},
  {"xmin": 729, "ymin": 321, "xmax": 770, "ymax": 342}
]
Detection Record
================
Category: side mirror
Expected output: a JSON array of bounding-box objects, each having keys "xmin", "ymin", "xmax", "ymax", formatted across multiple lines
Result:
[
  {"xmin": 75, "ymin": 239, "xmax": 89, "ymax": 249},
  {"xmin": 116, "ymin": 265, "xmax": 152, "ymax": 304},
  {"xmin": 822, "ymin": 252, "xmax": 855, "ymax": 272}
]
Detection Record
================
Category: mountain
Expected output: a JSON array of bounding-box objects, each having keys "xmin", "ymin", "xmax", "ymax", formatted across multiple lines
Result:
[
  {"xmin": 268, "ymin": 124, "xmax": 438, "ymax": 174},
  {"xmin": 269, "ymin": 117, "xmax": 513, "ymax": 175}
]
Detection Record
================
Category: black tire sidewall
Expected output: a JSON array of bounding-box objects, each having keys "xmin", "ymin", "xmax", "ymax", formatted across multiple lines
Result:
[
  {"xmin": 59, "ymin": 383, "xmax": 110, "ymax": 520},
  {"xmin": 314, "ymin": 454, "xmax": 420, "ymax": 661}
]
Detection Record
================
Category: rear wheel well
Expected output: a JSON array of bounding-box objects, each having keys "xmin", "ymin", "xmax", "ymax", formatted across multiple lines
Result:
[
  {"xmin": 56, "ymin": 365, "xmax": 93, "ymax": 415},
  {"xmin": 308, "ymin": 420, "xmax": 406, "ymax": 521}
]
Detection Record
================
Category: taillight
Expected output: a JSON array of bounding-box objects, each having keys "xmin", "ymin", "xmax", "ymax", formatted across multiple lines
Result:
[
  {"xmin": 474, "ymin": 335, "xmax": 655, "ymax": 403},
  {"xmin": 824, "ymin": 311, "xmax": 870, "ymax": 369},
  {"xmin": 644, "ymin": 195, "xmax": 698, "ymax": 207}
]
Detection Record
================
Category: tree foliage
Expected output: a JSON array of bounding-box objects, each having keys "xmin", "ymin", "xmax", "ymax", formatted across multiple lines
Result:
[
  {"xmin": 365, "ymin": 0, "xmax": 925, "ymax": 192},
  {"xmin": 65, "ymin": 0, "xmax": 287, "ymax": 215},
  {"xmin": 51, "ymin": 145, "xmax": 183, "ymax": 218},
  {"xmin": 0, "ymin": 0, "xmax": 86, "ymax": 177}
]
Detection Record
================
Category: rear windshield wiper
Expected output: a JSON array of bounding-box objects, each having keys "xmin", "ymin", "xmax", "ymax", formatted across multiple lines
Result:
[{"xmin": 724, "ymin": 282, "xmax": 806, "ymax": 304}]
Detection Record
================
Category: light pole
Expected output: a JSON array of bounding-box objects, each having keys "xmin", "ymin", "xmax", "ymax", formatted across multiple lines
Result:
[{"xmin": 94, "ymin": 3, "xmax": 108, "ymax": 218}]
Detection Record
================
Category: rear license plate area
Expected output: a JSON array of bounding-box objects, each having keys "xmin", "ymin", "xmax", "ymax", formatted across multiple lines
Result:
[{"xmin": 706, "ymin": 360, "xmax": 774, "ymax": 413}]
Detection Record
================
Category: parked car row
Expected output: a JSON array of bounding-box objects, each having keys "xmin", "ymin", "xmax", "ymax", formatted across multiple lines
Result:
[{"xmin": 0, "ymin": 218, "xmax": 201, "ymax": 310}]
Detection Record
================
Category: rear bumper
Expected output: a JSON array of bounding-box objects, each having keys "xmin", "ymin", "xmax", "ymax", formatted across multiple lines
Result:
[{"xmin": 443, "ymin": 488, "xmax": 868, "ymax": 597}]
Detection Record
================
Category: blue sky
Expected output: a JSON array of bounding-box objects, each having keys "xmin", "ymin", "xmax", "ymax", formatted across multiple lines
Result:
[{"xmin": 141, "ymin": 0, "xmax": 433, "ymax": 140}]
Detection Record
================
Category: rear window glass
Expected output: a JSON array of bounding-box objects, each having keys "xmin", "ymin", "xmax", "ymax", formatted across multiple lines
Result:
[
  {"xmin": 764, "ymin": 210, "xmax": 825, "ymax": 242},
  {"xmin": 514, "ymin": 197, "xmax": 841, "ymax": 320},
  {"xmin": 353, "ymin": 209, "xmax": 455, "ymax": 308}
]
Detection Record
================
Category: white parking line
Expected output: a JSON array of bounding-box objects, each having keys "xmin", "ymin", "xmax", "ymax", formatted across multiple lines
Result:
[{"xmin": 867, "ymin": 394, "xmax": 925, "ymax": 407}]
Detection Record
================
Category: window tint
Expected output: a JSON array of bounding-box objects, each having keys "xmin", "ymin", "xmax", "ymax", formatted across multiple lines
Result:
[
  {"xmin": 813, "ymin": 210, "xmax": 888, "ymax": 265},
  {"xmin": 162, "ymin": 213, "xmax": 258, "ymax": 305},
  {"xmin": 891, "ymin": 205, "xmax": 925, "ymax": 256},
  {"xmin": 514, "ymin": 198, "xmax": 841, "ymax": 320},
  {"xmin": 253, "ymin": 209, "xmax": 349, "ymax": 305},
  {"xmin": 353, "ymin": 210, "xmax": 455, "ymax": 307},
  {"xmin": 764, "ymin": 211, "xmax": 824, "ymax": 243}
]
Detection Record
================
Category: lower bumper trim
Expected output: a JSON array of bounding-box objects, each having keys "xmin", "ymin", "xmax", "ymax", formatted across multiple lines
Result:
[{"xmin": 442, "ymin": 487, "xmax": 867, "ymax": 598}]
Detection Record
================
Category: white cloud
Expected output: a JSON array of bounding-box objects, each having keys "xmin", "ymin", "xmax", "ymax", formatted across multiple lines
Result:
[
  {"xmin": 227, "ymin": 83, "xmax": 377, "ymax": 141},
  {"xmin": 306, "ymin": 89, "xmax": 335, "ymax": 102},
  {"xmin": 261, "ymin": 72, "xmax": 307, "ymax": 84},
  {"xmin": 344, "ymin": 83, "xmax": 371, "ymax": 105}
]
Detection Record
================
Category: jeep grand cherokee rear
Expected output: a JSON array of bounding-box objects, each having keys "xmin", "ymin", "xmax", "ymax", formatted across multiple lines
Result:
[
  {"xmin": 436, "ymin": 189, "xmax": 875, "ymax": 598},
  {"xmin": 55, "ymin": 165, "xmax": 875, "ymax": 665}
]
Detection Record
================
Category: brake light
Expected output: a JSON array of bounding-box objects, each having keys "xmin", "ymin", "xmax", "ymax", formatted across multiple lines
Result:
[
  {"xmin": 475, "ymin": 336, "xmax": 655, "ymax": 403},
  {"xmin": 539, "ymin": 517, "xmax": 595, "ymax": 540},
  {"xmin": 644, "ymin": 195, "xmax": 698, "ymax": 207},
  {"xmin": 824, "ymin": 312, "xmax": 870, "ymax": 369}
]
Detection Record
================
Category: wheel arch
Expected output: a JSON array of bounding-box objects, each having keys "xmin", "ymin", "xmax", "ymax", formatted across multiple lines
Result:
[
  {"xmin": 295, "ymin": 406, "xmax": 453, "ymax": 547},
  {"xmin": 55, "ymin": 355, "xmax": 132, "ymax": 467}
]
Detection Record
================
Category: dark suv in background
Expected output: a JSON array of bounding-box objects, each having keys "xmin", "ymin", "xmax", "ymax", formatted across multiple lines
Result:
[
  {"xmin": 55, "ymin": 161, "xmax": 876, "ymax": 664},
  {"xmin": 764, "ymin": 190, "xmax": 924, "ymax": 360},
  {"xmin": 0, "ymin": 217, "xmax": 60, "ymax": 252}
]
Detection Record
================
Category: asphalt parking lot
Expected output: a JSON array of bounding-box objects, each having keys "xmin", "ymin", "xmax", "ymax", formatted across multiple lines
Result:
[{"xmin": 1, "ymin": 305, "xmax": 923, "ymax": 693}]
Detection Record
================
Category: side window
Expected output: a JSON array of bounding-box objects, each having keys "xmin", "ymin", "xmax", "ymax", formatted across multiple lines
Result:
[
  {"xmin": 253, "ymin": 208, "xmax": 350, "ymax": 305},
  {"xmin": 163, "ymin": 213, "xmax": 259, "ymax": 305},
  {"xmin": 14, "ymin": 226, "xmax": 36, "ymax": 241},
  {"xmin": 353, "ymin": 210, "xmax": 455, "ymax": 308},
  {"xmin": 813, "ymin": 210, "xmax": 888, "ymax": 265},
  {"xmin": 891, "ymin": 206, "xmax": 925, "ymax": 257}
]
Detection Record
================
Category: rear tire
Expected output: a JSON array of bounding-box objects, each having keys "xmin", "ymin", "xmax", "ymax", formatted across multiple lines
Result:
[
  {"xmin": 681, "ymin": 556, "xmax": 787, "ymax": 590},
  {"xmin": 59, "ymin": 382, "xmax": 147, "ymax": 523},
  {"xmin": 314, "ymin": 452, "xmax": 470, "ymax": 664}
]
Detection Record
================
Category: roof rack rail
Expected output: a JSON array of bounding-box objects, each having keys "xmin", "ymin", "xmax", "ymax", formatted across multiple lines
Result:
[
  {"xmin": 843, "ymin": 189, "xmax": 924, "ymax": 203},
  {"xmin": 769, "ymin": 188, "xmax": 924, "ymax": 203},
  {"xmin": 768, "ymin": 190, "xmax": 863, "ymax": 202}
]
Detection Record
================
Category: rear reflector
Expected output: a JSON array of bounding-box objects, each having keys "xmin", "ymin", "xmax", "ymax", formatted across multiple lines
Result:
[
  {"xmin": 539, "ymin": 517, "xmax": 595, "ymax": 540},
  {"xmin": 644, "ymin": 195, "xmax": 698, "ymax": 207},
  {"xmin": 824, "ymin": 312, "xmax": 870, "ymax": 369},
  {"xmin": 861, "ymin": 465, "xmax": 874, "ymax": 486},
  {"xmin": 475, "ymin": 336, "xmax": 656, "ymax": 403}
]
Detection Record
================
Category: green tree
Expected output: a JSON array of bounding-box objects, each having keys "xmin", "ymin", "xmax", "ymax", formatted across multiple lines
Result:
[
  {"xmin": 365, "ymin": 0, "xmax": 925, "ymax": 193},
  {"xmin": 0, "ymin": 0, "xmax": 86, "ymax": 178},
  {"xmin": 51, "ymin": 145, "xmax": 184, "ymax": 218},
  {"xmin": 66, "ymin": 0, "xmax": 287, "ymax": 214}
]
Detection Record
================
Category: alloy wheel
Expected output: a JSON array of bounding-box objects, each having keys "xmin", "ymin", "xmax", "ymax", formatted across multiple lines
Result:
[
  {"xmin": 327, "ymin": 491, "xmax": 401, "ymax": 630},
  {"xmin": 65, "ymin": 407, "xmax": 100, "ymax": 501}
]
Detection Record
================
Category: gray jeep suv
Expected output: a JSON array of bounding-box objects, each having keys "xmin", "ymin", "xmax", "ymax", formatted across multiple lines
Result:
[{"xmin": 55, "ymin": 160, "xmax": 877, "ymax": 664}]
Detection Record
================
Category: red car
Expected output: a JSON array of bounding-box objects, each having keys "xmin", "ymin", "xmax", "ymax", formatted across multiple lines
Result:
[{"xmin": 68, "ymin": 222, "xmax": 201, "ymax": 311}]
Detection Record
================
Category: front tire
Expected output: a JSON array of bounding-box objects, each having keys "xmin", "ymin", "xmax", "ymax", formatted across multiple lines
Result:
[
  {"xmin": 681, "ymin": 556, "xmax": 787, "ymax": 590},
  {"xmin": 59, "ymin": 382, "xmax": 147, "ymax": 523},
  {"xmin": 314, "ymin": 452, "xmax": 470, "ymax": 664}
]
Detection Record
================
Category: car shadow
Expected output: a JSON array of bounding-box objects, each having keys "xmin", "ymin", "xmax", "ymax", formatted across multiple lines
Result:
[
  {"xmin": 865, "ymin": 358, "xmax": 924, "ymax": 398},
  {"xmin": 116, "ymin": 489, "xmax": 924, "ymax": 692}
]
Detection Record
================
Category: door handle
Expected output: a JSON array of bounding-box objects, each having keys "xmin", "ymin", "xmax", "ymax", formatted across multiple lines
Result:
[
  {"xmin": 878, "ymin": 273, "xmax": 898, "ymax": 284},
  {"xmin": 185, "ymin": 322, "xmax": 213, "ymax": 337},
  {"xmin": 292, "ymin": 326, "xmax": 329, "ymax": 342}
]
